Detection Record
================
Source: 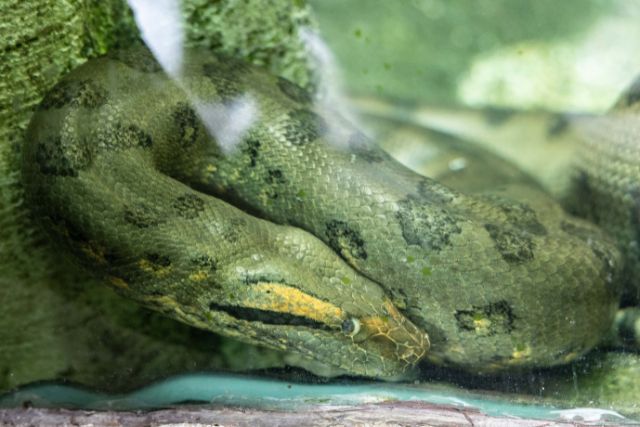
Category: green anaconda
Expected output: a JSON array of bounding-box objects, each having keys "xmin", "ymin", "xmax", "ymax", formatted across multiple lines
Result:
[{"xmin": 22, "ymin": 46, "xmax": 624, "ymax": 378}]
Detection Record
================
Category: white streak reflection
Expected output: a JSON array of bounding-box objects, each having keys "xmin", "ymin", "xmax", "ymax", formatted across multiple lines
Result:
[
  {"xmin": 126, "ymin": 0, "xmax": 184, "ymax": 78},
  {"xmin": 195, "ymin": 96, "xmax": 259, "ymax": 154},
  {"xmin": 299, "ymin": 28, "xmax": 373, "ymax": 148},
  {"xmin": 126, "ymin": 0, "xmax": 258, "ymax": 154}
]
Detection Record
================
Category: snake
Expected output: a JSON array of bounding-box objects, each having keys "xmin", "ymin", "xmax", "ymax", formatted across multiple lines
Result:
[{"xmin": 22, "ymin": 45, "xmax": 626, "ymax": 379}]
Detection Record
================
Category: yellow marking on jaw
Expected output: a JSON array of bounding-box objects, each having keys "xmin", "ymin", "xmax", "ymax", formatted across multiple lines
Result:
[
  {"xmin": 242, "ymin": 282, "xmax": 343, "ymax": 325},
  {"xmin": 448, "ymin": 345, "xmax": 465, "ymax": 355},
  {"xmin": 511, "ymin": 344, "xmax": 532, "ymax": 361},
  {"xmin": 189, "ymin": 270, "xmax": 209, "ymax": 282},
  {"xmin": 257, "ymin": 191, "xmax": 272, "ymax": 207},
  {"xmin": 473, "ymin": 317, "xmax": 492, "ymax": 335},
  {"xmin": 486, "ymin": 361, "xmax": 505, "ymax": 371},
  {"xmin": 144, "ymin": 294, "xmax": 181, "ymax": 312},
  {"xmin": 206, "ymin": 164, "xmax": 217, "ymax": 173},
  {"xmin": 108, "ymin": 276, "xmax": 129, "ymax": 290},
  {"xmin": 143, "ymin": 294, "xmax": 201, "ymax": 329},
  {"xmin": 138, "ymin": 258, "xmax": 172, "ymax": 278},
  {"xmin": 79, "ymin": 241, "xmax": 107, "ymax": 265}
]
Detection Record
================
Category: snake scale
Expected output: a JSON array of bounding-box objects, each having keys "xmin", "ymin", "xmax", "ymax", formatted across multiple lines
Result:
[{"xmin": 22, "ymin": 45, "xmax": 625, "ymax": 379}]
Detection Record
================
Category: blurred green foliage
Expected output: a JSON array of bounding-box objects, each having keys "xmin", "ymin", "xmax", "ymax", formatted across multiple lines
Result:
[{"xmin": 311, "ymin": 0, "xmax": 609, "ymax": 104}]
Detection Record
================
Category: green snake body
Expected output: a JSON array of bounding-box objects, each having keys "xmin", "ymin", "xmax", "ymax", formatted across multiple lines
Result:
[
  {"xmin": 568, "ymin": 93, "xmax": 640, "ymax": 305},
  {"xmin": 356, "ymin": 93, "xmax": 640, "ymax": 305},
  {"xmin": 22, "ymin": 46, "xmax": 622, "ymax": 377}
]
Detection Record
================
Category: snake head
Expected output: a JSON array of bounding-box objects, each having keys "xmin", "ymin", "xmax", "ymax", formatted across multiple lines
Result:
[
  {"xmin": 196, "ymin": 270, "xmax": 429, "ymax": 379},
  {"xmin": 169, "ymin": 227, "xmax": 431, "ymax": 379},
  {"xmin": 354, "ymin": 300, "xmax": 429, "ymax": 368}
]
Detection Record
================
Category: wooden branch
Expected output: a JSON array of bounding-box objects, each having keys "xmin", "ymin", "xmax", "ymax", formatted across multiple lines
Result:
[{"xmin": 0, "ymin": 402, "xmax": 590, "ymax": 427}]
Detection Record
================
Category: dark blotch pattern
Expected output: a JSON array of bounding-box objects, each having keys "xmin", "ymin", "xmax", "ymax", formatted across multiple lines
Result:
[
  {"xmin": 144, "ymin": 253, "xmax": 172, "ymax": 270},
  {"xmin": 111, "ymin": 48, "xmax": 162, "ymax": 73},
  {"xmin": 39, "ymin": 79, "xmax": 108, "ymax": 110},
  {"xmin": 396, "ymin": 195, "xmax": 461, "ymax": 252},
  {"xmin": 242, "ymin": 138, "xmax": 261, "ymax": 167},
  {"xmin": 282, "ymin": 109, "xmax": 327, "ymax": 146},
  {"xmin": 191, "ymin": 255, "xmax": 218, "ymax": 272},
  {"xmin": 202, "ymin": 61, "xmax": 245, "ymax": 103},
  {"xmin": 623, "ymin": 75, "xmax": 640, "ymax": 106},
  {"xmin": 172, "ymin": 103, "xmax": 200, "ymax": 147},
  {"xmin": 221, "ymin": 217, "xmax": 247, "ymax": 242},
  {"xmin": 173, "ymin": 193, "xmax": 205, "ymax": 219},
  {"xmin": 568, "ymin": 169, "xmax": 599, "ymax": 221},
  {"xmin": 483, "ymin": 107, "xmax": 515, "ymax": 125},
  {"xmin": 416, "ymin": 178, "xmax": 456, "ymax": 205},
  {"xmin": 214, "ymin": 78, "xmax": 242, "ymax": 103},
  {"xmin": 105, "ymin": 251, "xmax": 135, "ymax": 279},
  {"xmin": 493, "ymin": 199, "xmax": 547, "ymax": 236},
  {"xmin": 35, "ymin": 136, "xmax": 91, "ymax": 177},
  {"xmin": 264, "ymin": 169, "xmax": 286, "ymax": 199},
  {"xmin": 123, "ymin": 203, "xmax": 162, "ymax": 228},
  {"xmin": 47, "ymin": 214, "xmax": 88, "ymax": 243},
  {"xmin": 484, "ymin": 223, "xmax": 535, "ymax": 263},
  {"xmin": 100, "ymin": 123, "xmax": 153, "ymax": 151},
  {"xmin": 560, "ymin": 220, "xmax": 593, "ymax": 241},
  {"xmin": 266, "ymin": 169, "xmax": 285, "ymax": 183},
  {"xmin": 560, "ymin": 219, "xmax": 619, "ymax": 283},
  {"xmin": 547, "ymin": 114, "xmax": 570, "ymax": 137},
  {"xmin": 325, "ymin": 220, "xmax": 368, "ymax": 261},
  {"xmin": 455, "ymin": 300, "xmax": 516, "ymax": 336},
  {"xmin": 348, "ymin": 132, "xmax": 388, "ymax": 163},
  {"xmin": 277, "ymin": 76, "xmax": 312, "ymax": 104}
]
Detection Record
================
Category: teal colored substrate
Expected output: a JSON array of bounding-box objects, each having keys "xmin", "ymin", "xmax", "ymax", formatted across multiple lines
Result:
[{"xmin": 0, "ymin": 373, "xmax": 635, "ymax": 424}]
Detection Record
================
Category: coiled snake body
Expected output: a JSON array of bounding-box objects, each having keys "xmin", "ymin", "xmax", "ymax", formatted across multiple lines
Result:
[{"xmin": 22, "ymin": 46, "xmax": 624, "ymax": 378}]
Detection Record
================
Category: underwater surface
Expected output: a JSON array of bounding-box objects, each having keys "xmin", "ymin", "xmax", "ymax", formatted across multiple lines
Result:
[{"xmin": 3, "ymin": 0, "xmax": 640, "ymax": 425}]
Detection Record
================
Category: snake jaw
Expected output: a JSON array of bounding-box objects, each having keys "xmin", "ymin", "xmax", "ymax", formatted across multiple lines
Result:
[{"xmin": 355, "ymin": 300, "xmax": 430, "ymax": 368}]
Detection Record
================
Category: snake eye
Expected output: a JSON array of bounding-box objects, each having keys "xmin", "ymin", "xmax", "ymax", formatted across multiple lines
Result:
[{"xmin": 341, "ymin": 317, "xmax": 361, "ymax": 337}]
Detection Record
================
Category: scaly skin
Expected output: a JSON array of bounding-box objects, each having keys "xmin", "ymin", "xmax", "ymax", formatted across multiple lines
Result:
[
  {"xmin": 22, "ymin": 46, "xmax": 619, "ymax": 376},
  {"xmin": 354, "ymin": 88, "xmax": 640, "ymax": 314},
  {"xmin": 566, "ymin": 86, "xmax": 640, "ymax": 304},
  {"xmin": 22, "ymin": 47, "xmax": 427, "ymax": 379}
]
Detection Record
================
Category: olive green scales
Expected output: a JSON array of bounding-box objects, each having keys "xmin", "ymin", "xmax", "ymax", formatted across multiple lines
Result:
[{"xmin": 22, "ymin": 46, "xmax": 623, "ymax": 378}]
